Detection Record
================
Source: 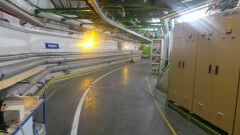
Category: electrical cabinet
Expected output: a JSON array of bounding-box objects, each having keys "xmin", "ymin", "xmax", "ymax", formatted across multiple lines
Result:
[
  {"xmin": 209, "ymin": 10, "xmax": 240, "ymax": 133},
  {"xmin": 170, "ymin": 22, "xmax": 198, "ymax": 111},
  {"xmin": 179, "ymin": 22, "xmax": 198, "ymax": 111},
  {"xmin": 170, "ymin": 8, "xmax": 240, "ymax": 134},
  {"xmin": 192, "ymin": 11, "xmax": 240, "ymax": 132},
  {"xmin": 193, "ymin": 15, "xmax": 219, "ymax": 121},
  {"xmin": 169, "ymin": 23, "xmax": 184, "ymax": 104}
]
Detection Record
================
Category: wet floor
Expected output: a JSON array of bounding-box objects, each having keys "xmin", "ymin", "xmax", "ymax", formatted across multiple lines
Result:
[{"xmin": 44, "ymin": 61, "xmax": 208, "ymax": 135}]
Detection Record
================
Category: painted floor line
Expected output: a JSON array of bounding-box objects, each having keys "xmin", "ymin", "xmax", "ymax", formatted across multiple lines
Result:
[
  {"xmin": 70, "ymin": 62, "xmax": 140, "ymax": 135},
  {"xmin": 46, "ymin": 80, "xmax": 75, "ymax": 100},
  {"xmin": 146, "ymin": 67, "xmax": 178, "ymax": 135}
]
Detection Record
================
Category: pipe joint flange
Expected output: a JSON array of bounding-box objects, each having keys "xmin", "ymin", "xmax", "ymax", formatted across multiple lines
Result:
[
  {"xmin": 20, "ymin": 53, "xmax": 28, "ymax": 59},
  {"xmin": 24, "ymin": 54, "xmax": 29, "ymax": 58},
  {"xmin": 59, "ymin": 61, "xmax": 67, "ymax": 65},
  {"xmin": 0, "ymin": 72, "xmax": 4, "ymax": 80},
  {"xmin": 10, "ymin": 87, "xmax": 22, "ymax": 96},
  {"xmin": 64, "ymin": 69, "xmax": 70, "ymax": 74},
  {"xmin": 63, "ymin": 56, "xmax": 67, "ymax": 62},
  {"xmin": 19, "ymin": 53, "xmax": 24, "ymax": 59}
]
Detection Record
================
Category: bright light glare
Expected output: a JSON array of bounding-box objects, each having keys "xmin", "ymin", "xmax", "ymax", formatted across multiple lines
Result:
[
  {"xmin": 150, "ymin": 24, "xmax": 162, "ymax": 26},
  {"xmin": 151, "ymin": 18, "xmax": 160, "ymax": 23},
  {"xmin": 180, "ymin": 10, "xmax": 207, "ymax": 22},
  {"xmin": 76, "ymin": 31, "xmax": 97, "ymax": 49},
  {"xmin": 123, "ymin": 43, "xmax": 129, "ymax": 50},
  {"xmin": 83, "ymin": 37, "xmax": 94, "ymax": 48}
]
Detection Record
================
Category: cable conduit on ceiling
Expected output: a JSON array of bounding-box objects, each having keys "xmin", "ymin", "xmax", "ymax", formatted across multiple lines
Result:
[
  {"xmin": 0, "ymin": 21, "xmax": 80, "ymax": 39},
  {"xmin": 0, "ymin": 21, "xmax": 140, "ymax": 44},
  {"xmin": 86, "ymin": 0, "xmax": 151, "ymax": 43},
  {"xmin": 6, "ymin": 0, "xmax": 82, "ymax": 27},
  {"xmin": 162, "ymin": 0, "xmax": 236, "ymax": 19},
  {"xmin": 0, "ymin": 1, "xmax": 146, "ymax": 43},
  {"xmin": 0, "ymin": 0, "xmax": 44, "ymax": 26}
]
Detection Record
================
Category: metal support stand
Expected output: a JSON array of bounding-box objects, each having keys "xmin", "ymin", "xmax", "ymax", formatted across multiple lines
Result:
[
  {"xmin": 18, "ymin": 81, "xmax": 47, "ymax": 127},
  {"xmin": 130, "ymin": 52, "xmax": 135, "ymax": 63}
]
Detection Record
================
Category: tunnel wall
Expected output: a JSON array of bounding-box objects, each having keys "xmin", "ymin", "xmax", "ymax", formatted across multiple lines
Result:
[
  {"xmin": 0, "ymin": 0, "xmax": 142, "ymax": 98},
  {"xmin": 0, "ymin": 11, "xmax": 139, "ymax": 55},
  {"xmin": 0, "ymin": 5, "xmax": 142, "ymax": 97}
]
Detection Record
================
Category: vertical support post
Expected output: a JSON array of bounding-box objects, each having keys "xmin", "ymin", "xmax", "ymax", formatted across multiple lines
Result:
[
  {"xmin": 238, "ymin": 0, "xmax": 240, "ymax": 7},
  {"xmin": 187, "ymin": 112, "xmax": 192, "ymax": 121},
  {"xmin": 43, "ymin": 85, "xmax": 46, "ymax": 126},
  {"xmin": 130, "ymin": 51, "xmax": 134, "ymax": 63},
  {"xmin": 165, "ymin": 62, "xmax": 172, "ymax": 107}
]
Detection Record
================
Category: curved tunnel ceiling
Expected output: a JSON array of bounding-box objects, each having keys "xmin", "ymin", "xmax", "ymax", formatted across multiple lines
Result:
[
  {"xmin": 40, "ymin": 0, "xmax": 209, "ymax": 40},
  {"xmin": 97, "ymin": 0, "xmax": 207, "ymax": 38}
]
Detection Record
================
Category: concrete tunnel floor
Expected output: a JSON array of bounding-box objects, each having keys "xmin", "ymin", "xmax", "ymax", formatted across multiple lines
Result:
[{"xmin": 38, "ymin": 61, "xmax": 208, "ymax": 135}]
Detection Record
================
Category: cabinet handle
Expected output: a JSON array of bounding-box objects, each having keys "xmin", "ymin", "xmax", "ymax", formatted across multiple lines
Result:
[
  {"xmin": 178, "ymin": 61, "xmax": 181, "ymax": 68},
  {"xmin": 182, "ymin": 61, "xmax": 185, "ymax": 68},
  {"xmin": 208, "ymin": 65, "xmax": 212, "ymax": 73},
  {"xmin": 198, "ymin": 103, "xmax": 204, "ymax": 107},
  {"xmin": 215, "ymin": 66, "xmax": 219, "ymax": 75},
  {"xmin": 217, "ymin": 111, "xmax": 224, "ymax": 117}
]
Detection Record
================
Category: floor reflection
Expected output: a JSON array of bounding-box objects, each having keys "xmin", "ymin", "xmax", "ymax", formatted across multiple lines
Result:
[{"xmin": 123, "ymin": 67, "xmax": 129, "ymax": 85}]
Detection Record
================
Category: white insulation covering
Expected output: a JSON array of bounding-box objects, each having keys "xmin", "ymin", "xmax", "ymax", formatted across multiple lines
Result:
[{"xmin": 0, "ymin": 10, "xmax": 139, "ymax": 55}]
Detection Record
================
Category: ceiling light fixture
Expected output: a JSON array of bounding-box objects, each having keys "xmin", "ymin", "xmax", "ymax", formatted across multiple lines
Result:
[
  {"xmin": 150, "ymin": 24, "xmax": 162, "ymax": 26},
  {"xmin": 179, "ymin": 9, "xmax": 208, "ymax": 22},
  {"xmin": 151, "ymin": 18, "xmax": 160, "ymax": 23}
]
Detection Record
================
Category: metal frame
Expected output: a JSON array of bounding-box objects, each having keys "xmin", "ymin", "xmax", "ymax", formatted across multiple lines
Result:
[
  {"xmin": 156, "ymin": 58, "xmax": 171, "ymax": 90},
  {"xmin": 151, "ymin": 39, "xmax": 162, "ymax": 75},
  {"xmin": 166, "ymin": 100, "xmax": 230, "ymax": 135},
  {"xmin": 11, "ymin": 81, "xmax": 47, "ymax": 135}
]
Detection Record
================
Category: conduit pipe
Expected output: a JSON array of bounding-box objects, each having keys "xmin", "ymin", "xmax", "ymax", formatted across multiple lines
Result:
[
  {"xmin": 37, "ymin": 12, "xmax": 82, "ymax": 27},
  {"xmin": 6, "ymin": 54, "xmax": 141, "ymax": 96},
  {"xmin": 87, "ymin": 0, "xmax": 151, "ymax": 43},
  {"xmin": 0, "ymin": 58, "xmax": 46, "ymax": 80},
  {"xmin": 162, "ymin": 0, "xmax": 230, "ymax": 19},
  {"xmin": 52, "ymin": 55, "xmax": 137, "ymax": 72},
  {"xmin": 0, "ymin": 52, "xmax": 140, "ymax": 80},
  {"xmin": 102, "ymin": 6, "xmax": 126, "ymax": 17},
  {"xmin": 162, "ymin": 1, "xmax": 213, "ymax": 19},
  {"xmin": 164, "ymin": 19, "xmax": 170, "ymax": 34},
  {"xmin": 6, "ymin": 0, "xmax": 82, "ymax": 27},
  {"xmin": 0, "ymin": 0, "xmax": 44, "ymax": 26},
  {"xmin": 238, "ymin": 0, "xmax": 240, "ymax": 7},
  {"xmin": 0, "ymin": 51, "xmax": 137, "ymax": 62}
]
